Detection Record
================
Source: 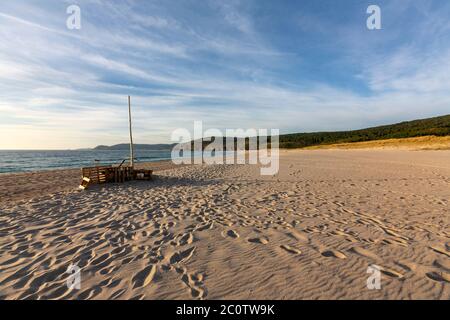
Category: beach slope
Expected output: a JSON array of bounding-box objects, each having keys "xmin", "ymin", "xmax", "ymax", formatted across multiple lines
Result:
[{"xmin": 0, "ymin": 150, "xmax": 449, "ymax": 299}]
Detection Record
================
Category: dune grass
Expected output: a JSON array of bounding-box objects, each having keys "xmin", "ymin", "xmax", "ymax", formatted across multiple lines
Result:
[{"xmin": 303, "ymin": 135, "xmax": 450, "ymax": 150}]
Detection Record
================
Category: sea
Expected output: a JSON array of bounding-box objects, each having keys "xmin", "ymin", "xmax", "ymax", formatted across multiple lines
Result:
[{"xmin": 0, "ymin": 149, "xmax": 174, "ymax": 174}]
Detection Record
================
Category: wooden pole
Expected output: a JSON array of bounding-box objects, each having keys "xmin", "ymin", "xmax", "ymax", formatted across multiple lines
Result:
[{"xmin": 128, "ymin": 95, "xmax": 134, "ymax": 168}]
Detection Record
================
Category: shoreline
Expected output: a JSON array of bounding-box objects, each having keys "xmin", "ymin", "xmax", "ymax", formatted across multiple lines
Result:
[
  {"xmin": 2, "ymin": 134, "xmax": 450, "ymax": 176},
  {"xmin": 0, "ymin": 159, "xmax": 177, "ymax": 176},
  {"xmin": 3, "ymin": 139, "xmax": 450, "ymax": 176},
  {"xmin": 2, "ymin": 147, "xmax": 449, "ymax": 204},
  {"xmin": 0, "ymin": 160, "xmax": 179, "ymax": 204}
]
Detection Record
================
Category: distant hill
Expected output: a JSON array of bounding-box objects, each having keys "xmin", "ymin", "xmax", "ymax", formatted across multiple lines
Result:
[
  {"xmin": 95, "ymin": 114, "xmax": 450, "ymax": 151},
  {"xmin": 94, "ymin": 143, "xmax": 175, "ymax": 151},
  {"xmin": 278, "ymin": 114, "xmax": 450, "ymax": 149},
  {"xmin": 189, "ymin": 114, "xmax": 450, "ymax": 150}
]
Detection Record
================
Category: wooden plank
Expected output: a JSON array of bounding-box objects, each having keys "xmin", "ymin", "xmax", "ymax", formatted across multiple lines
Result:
[
  {"xmin": 81, "ymin": 164, "xmax": 144, "ymax": 186},
  {"xmin": 79, "ymin": 177, "xmax": 91, "ymax": 190}
]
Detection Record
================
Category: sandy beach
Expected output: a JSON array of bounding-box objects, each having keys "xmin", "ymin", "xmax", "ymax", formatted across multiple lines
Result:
[{"xmin": 0, "ymin": 150, "xmax": 449, "ymax": 300}]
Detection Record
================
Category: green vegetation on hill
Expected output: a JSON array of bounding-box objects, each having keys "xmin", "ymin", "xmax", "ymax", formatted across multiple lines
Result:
[
  {"xmin": 278, "ymin": 114, "xmax": 450, "ymax": 149},
  {"xmin": 95, "ymin": 114, "xmax": 450, "ymax": 151}
]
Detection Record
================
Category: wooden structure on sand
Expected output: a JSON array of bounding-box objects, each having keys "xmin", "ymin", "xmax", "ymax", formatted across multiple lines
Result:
[
  {"xmin": 79, "ymin": 96, "xmax": 153, "ymax": 190},
  {"xmin": 79, "ymin": 165, "xmax": 152, "ymax": 189}
]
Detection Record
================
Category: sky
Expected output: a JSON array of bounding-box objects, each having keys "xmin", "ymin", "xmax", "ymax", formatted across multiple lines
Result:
[{"xmin": 0, "ymin": 0, "xmax": 450, "ymax": 149}]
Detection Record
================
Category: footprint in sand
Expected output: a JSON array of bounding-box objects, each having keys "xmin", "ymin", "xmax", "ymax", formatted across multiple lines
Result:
[
  {"xmin": 348, "ymin": 247, "xmax": 380, "ymax": 262},
  {"xmin": 382, "ymin": 227, "xmax": 409, "ymax": 241},
  {"xmin": 132, "ymin": 264, "xmax": 157, "ymax": 289},
  {"xmin": 0, "ymin": 256, "xmax": 25, "ymax": 268},
  {"xmin": 109, "ymin": 288, "xmax": 127, "ymax": 299},
  {"xmin": 102, "ymin": 278, "xmax": 121, "ymax": 289},
  {"xmin": 222, "ymin": 230, "xmax": 239, "ymax": 239},
  {"xmin": 433, "ymin": 259, "xmax": 450, "ymax": 272},
  {"xmin": 247, "ymin": 237, "xmax": 269, "ymax": 245},
  {"xmin": 321, "ymin": 250, "xmax": 347, "ymax": 259},
  {"xmin": 190, "ymin": 286, "xmax": 205, "ymax": 299},
  {"xmin": 395, "ymin": 261, "xmax": 417, "ymax": 273},
  {"xmin": 50, "ymin": 283, "xmax": 80, "ymax": 299},
  {"xmin": 77, "ymin": 287, "xmax": 102, "ymax": 300},
  {"xmin": 169, "ymin": 247, "xmax": 196, "ymax": 264},
  {"xmin": 196, "ymin": 222, "xmax": 214, "ymax": 232},
  {"xmin": 426, "ymin": 259, "xmax": 450, "ymax": 283},
  {"xmin": 91, "ymin": 253, "xmax": 111, "ymax": 266},
  {"xmin": 429, "ymin": 245, "xmax": 450, "ymax": 258},
  {"xmin": 426, "ymin": 271, "xmax": 450, "ymax": 283},
  {"xmin": 378, "ymin": 266, "xmax": 404, "ymax": 279},
  {"xmin": 382, "ymin": 238, "xmax": 408, "ymax": 247},
  {"xmin": 280, "ymin": 245, "xmax": 301, "ymax": 255},
  {"xmin": 181, "ymin": 271, "xmax": 207, "ymax": 299},
  {"xmin": 285, "ymin": 230, "xmax": 309, "ymax": 243},
  {"xmin": 177, "ymin": 232, "xmax": 194, "ymax": 246}
]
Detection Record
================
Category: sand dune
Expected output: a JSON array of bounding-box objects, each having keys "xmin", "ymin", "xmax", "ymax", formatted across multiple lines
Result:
[
  {"xmin": 304, "ymin": 135, "xmax": 450, "ymax": 150},
  {"xmin": 0, "ymin": 150, "xmax": 449, "ymax": 299}
]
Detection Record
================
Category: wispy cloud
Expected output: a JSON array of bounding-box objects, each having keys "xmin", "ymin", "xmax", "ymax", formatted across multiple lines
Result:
[{"xmin": 0, "ymin": 0, "xmax": 449, "ymax": 149}]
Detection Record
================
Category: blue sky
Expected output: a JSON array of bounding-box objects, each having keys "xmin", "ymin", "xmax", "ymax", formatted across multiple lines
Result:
[{"xmin": 1, "ymin": 0, "xmax": 450, "ymax": 149}]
